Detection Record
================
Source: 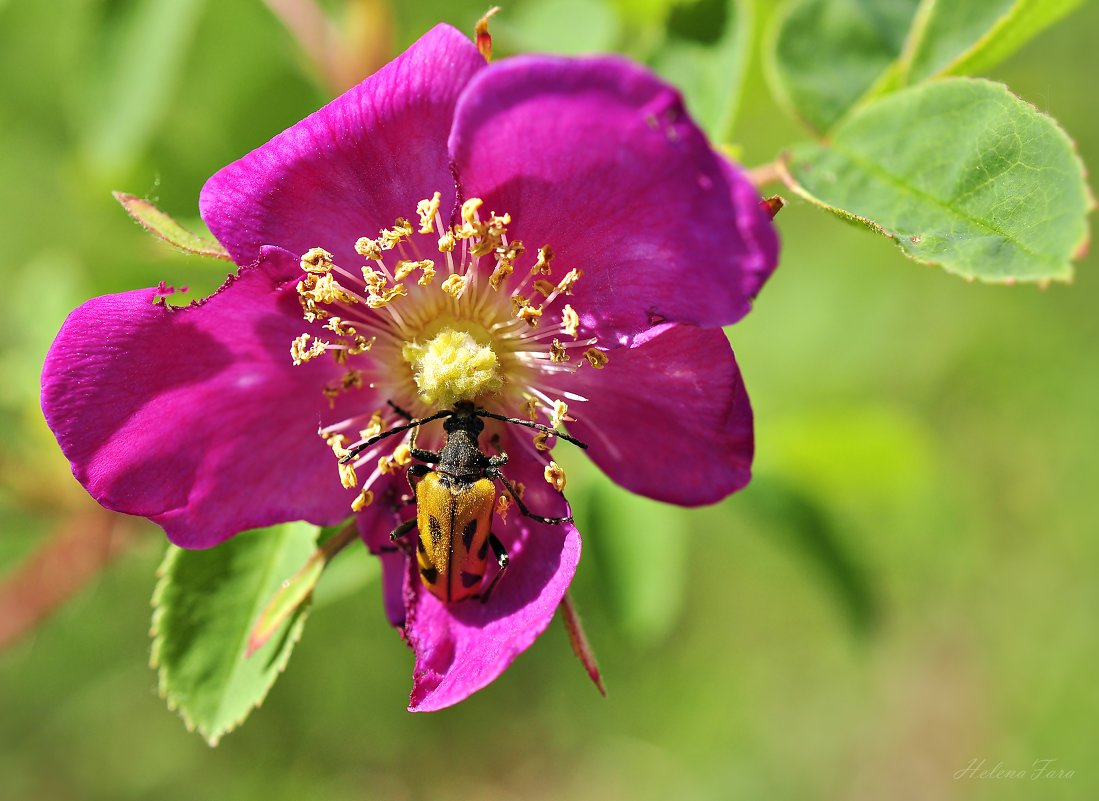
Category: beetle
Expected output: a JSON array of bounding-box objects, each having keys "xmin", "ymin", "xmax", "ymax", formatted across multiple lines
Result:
[{"xmin": 340, "ymin": 400, "xmax": 587, "ymax": 603}]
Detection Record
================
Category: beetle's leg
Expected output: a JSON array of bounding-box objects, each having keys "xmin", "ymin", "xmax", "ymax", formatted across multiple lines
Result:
[
  {"xmin": 487, "ymin": 452, "xmax": 508, "ymax": 468},
  {"xmin": 410, "ymin": 447, "xmax": 440, "ymax": 463},
  {"xmin": 477, "ymin": 534, "xmax": 509, "ymax": 603},
  {"xmin": 404, "ymin": 463, "xmax": 431, "ymax": 503},
  {"xmin": 488, "ymin": 468, "xmax": 573, "ymax": 525},
  {"xmin": 381, "ymin": 518, "xmax": 417, "ymax": 556}
]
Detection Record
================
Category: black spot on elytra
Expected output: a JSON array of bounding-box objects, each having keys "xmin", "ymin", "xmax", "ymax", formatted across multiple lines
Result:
[
  {"xmin": 460, "ymin": 571, "xmax": 482, "ymax": 589},
  {"xmin": 428, "ymin": 516, "xmax": 443, "ymax": 548},
  {"xmin": 417, "ymin": 535, "xmax": 426, "ymax": 554},
  {"xmin": 478, "ymin": 538, "xmax": 489, "ymax": 560},
  {"xmin": 420, "ymin": 566, "xmax": 438, "ymax": 584},
  {"xmin": 462, "ymin": 520, "xmax": 477, "ymax": 550}
]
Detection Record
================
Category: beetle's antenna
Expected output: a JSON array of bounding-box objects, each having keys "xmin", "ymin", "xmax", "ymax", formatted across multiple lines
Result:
[
  {"xmin": 474, "ymin": 409, "xmax": 588, "ymax": 449},
  {"xmin": 339, "ymin": 410, "xmax": 453, "ymax": 463}
]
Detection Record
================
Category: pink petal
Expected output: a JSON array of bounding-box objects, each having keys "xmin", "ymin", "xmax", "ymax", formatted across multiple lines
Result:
[
  {"xmin": 401, "ymin": 440, "xmax": 579, "ymax": 712},
  {"xmin": 355, "ymin": 474, "xmax": 410, "ymax": 628},
  {"xmin": 449, "ymin": 55, "xmax": 779, "ymax": 346},
  {"xmin": 200, "ymin": 24, "xmax": 485, "ymax": 267},
  {"xmin": 566, "ymin": 324, "xmax": 753, "ymax": 505},
  {"xmin": 41, "ymin": 248, "xmax": 362, "ymax": 548}
]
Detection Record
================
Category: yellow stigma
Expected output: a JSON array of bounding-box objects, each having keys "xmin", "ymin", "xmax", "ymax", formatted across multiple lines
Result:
[{"xmin": 402, "ymin": 324, "xmax": 504, "ymax": 407}]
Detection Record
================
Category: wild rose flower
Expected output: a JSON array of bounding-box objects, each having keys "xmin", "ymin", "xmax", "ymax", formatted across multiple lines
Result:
[{"xmin": 41, "ymin": 24, "xmax": 778, "ymax": 711}]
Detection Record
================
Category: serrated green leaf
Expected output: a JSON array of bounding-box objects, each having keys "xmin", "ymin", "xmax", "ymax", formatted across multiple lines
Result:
[
  {"xmin": 652, "ymin": 0, "xmax": 753, "ymax": 142},
  {"xmin": 587, "ymin": 473, "xmax": 687, "ymax": 647},
  {"xmin": 114, "ymin": 192, "xmax": 231, "ymax": 260},
  {"xmin": 782, "ymin": 79, "xmax": 1092, "ymax": 283},
  {"xmin": 767, "ymin": 0, "xmax": 920, "ymax": 133},
  {"xmin": 768, "ymin": 0, "xmax": 1085, "ymax": 134},
  {"xmin": 150, "ymin": 523, "xmax": 318, "ymax": 746},
  {"xmin": 898, "ymin": 0, "xmax": 1087, "ymax": 87}
]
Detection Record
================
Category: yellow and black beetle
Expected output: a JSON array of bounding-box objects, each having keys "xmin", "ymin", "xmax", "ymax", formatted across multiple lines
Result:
[{"xmin": 341, "ymin": 400, "xmax": 587, "ymax": 603}]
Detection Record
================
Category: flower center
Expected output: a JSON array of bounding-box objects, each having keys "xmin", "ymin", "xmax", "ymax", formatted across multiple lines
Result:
[
  {"xmin": 288, "ymin": 191, "xmax": 610, "ymax": 512},
  {"xmin": 401, "ymin": 321, "xmax": 502, "ymax": 408}
]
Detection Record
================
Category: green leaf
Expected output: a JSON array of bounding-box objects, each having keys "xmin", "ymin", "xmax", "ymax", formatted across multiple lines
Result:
[
  {"xmin": 652, "ymin": 0, "xmax": 754, "ymax": 142},
  {"xmin": 587, "ymin": 473, "xmax": 687, "ymax": 647},
  {"xmin": 246, "ymin": 522, "xmax": 359, "ymax": 657},
  {"xmin": 114, "ymin": 192, "xmax": 231, "ymax": 260},
  {"xmin": 907, "ymin": 0, "xmax": 1086, "ymax": 83},
  {"xmin": 767, "ymin": 0, "xmax": 1085, "ymax": 134},
  {"xmin": 767, "ymin": 0, "xmax": 920, "ymax": 133},
  {"xmin": 781, "ymin": 79, "xmax": 1092, "ymax": 283},
  {"xmin": 150, "ymin": 523, "xmax": 318, "ymax": 746}
]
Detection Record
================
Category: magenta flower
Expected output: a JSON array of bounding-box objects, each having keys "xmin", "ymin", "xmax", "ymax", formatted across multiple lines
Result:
[{"xmin": 41, "ymin": 24, "xmax": 778, "ymax": 711}]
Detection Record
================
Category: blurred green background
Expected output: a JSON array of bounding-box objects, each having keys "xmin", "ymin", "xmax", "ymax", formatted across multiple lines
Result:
[{"xmin": 1, "ymin": 1, "xmax": 1096, "ymax": 799}]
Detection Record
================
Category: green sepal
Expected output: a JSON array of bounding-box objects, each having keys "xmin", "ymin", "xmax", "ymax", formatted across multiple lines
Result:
[{"xmin": 114, "ymin": 192, "xmax": 231, "ymax": 261}]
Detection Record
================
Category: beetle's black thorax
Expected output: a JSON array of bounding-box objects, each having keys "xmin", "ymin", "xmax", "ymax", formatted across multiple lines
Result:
[{"xmin": 435, "ymin": 410, "xmax": 487, "ymax": 482}]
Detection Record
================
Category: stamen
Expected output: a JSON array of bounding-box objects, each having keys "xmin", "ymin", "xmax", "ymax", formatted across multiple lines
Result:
[
  {"xmin": 582, "ymin": 348, "xmax": 609, "ymax": 369},
  {"xmin": 544, "ymin": 460, "xmax": 567, "ymax": 492},
  {"xmin": 290, "ymin": 333, "xmax": 329, "ymax": 365},
  {"xmin": 495, "ymin": 494, "xmax": 511, "ymax": 522},
  {"xmin": 561, "ymin": 304, "xmax": 580, "ymax": 338},
  {"xmin": 416, "ymin": 192, "xmax": 442, "ymax": 234},
  {"xmin": 351, "ymin": 488, "xmax": 375, "ymax": 512},
  {"xmin": 300, "ymin": 247, "xmax": 334, "ymax": 274}
]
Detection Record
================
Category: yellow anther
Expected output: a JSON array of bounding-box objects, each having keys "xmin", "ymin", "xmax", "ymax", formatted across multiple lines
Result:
[
  {"xmin": 306, "ymin": 273, "xmax": 358, "ymax": 305},
  {"xmin": 325, "ymin": 432, "xmax": 347, "ymax": 450},
  {"xmin": 416, "ymin": 192, "xmax": 442, "ymax": 234},
  {"xmin": 533, "ymin": 431, "xmax": 551, "ymax": 451},
  {"xmin": 359, "ymin": 410, "xmax": 384, "ymax": 440},
  {"xmin": 290, "ymin": 333, "xmax": 329, "ymax": 365},
  {"xmin": 438, "ymin": 230, "xmax": 457, "ymax": 253},
  {"xmin": 556, "ymin": 268, "xmax": 583, "ymax": 295},
  {"xmin": 495, "ymin": 494, "xmax": 511, "ymax": 523},
  {"xmin": 523, "ymin": 397, "xmax": 539, "ymax": 421},
  {"xmin": 417, "ymin": 261, "xmax": 436, "ymax": 286},
  {"xmin": 510, "ymin": 480, "xmax": 526, "ymax": 500},
  {"xmin": 544, "ymin": 460, "xmax": 567, "ymax": 493},
  {"xmin": 550, "ymin": 399, "xmax": 571, "ymax": 428},
  {"xmin": 339, "ymin": 460, "xmax": 358, "ymax": 489},
  {"xmin": 583, "ymin": 348, "xmax": 608, "ymax": 369},
  {"xmin": 562, "ymin": 304, "xmax": 580, "ymax": 338},
  {"xmin": 550, "ymin": 339, "xmax": 569, "ymax": 363},
  {"xmin": 511, "ymin": 294, "xmax": 530, "ymax": 313},
  {"xmin": 517, "ymin": 304, "xmax": 544, "ymax": 327},
  {"xmin": 378, "ymin": 218, "xmax": 413, "ymax": 250},
  {"xmin": 441, "ymin": 274, "xmax": 466, "ymax": 298},
  {"xmin": 361, "ymin": 267, "xmax": 387, "ymax": 294},
  {"xmin": 393, "ymin": 260, "xmax": 418, "ymax": 281},
  {"xmin": 322, "ymin": 384, "xmax": 341, "ymax": 407},
  {"xmin": 341, "ymin": 369, "xmax": 363, "ymax": 390},
  {"xmin": 324, "ymin": 317, "xmax": 355, "ymax": 336},
  {"xmin": 532, "ymin": 245, "xmax": 554, "ymax": 275},
  {"xmin": 366, "ymin": 284, "xmax": 407, "ymax": 308},
  {"xmin": 489, "ymin": 259, "xmax": 513, "ymax": 291},
  {"xmin": 533, "ymin": 279, "xmax": 555, "ymax": 298},
  {"xmin": 300, "ymin": 247, "xmax": 334, "ymax": 274},
  {"xmin": 456, "ymin": 198, "xmax": 484, "ymax": 239},
  {"xmin": 348, "ymin": 335, "xmax": 375, "ymax": 355},
  {"xmin": 355, "ymin": 237, "xmax": 382, "ymax": 260},
  {"xmin": 393, "ymin": 443, "xmax": 412, "ymax": 466},
  {"xmin": 378, "ymin": 453, "xmax": 396, "ymax": 475},
  {"xmin": 496, "ymin": 240, "xmax": 524, "ymax": 263},
  {"xmin": 351, "ymin": 488, "xmax": 375, "ymax": 512}
]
